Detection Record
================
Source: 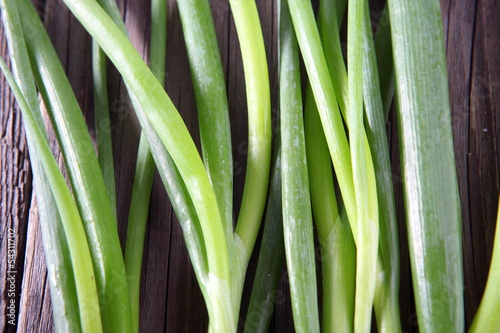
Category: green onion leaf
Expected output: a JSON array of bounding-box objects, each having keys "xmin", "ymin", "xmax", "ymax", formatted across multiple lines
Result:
[
  {"xmin": 305, "ymin": 83, "xmax": 356, "ymax": 333},
  {"xmin": 286, "ymin": 0, "xmax": 356, "ymax": 233},
  {"xmin": 18, "ymin": 2, "xmax": 132, "ymax": 331},
  {"xmin": 0, "ymin": 0, "xmax": 81, "ymax": 330},
  {"xmin": 279, "ymin": 0, "xmax": 318, "ymax": 330},
  {"xmin": 123, "ymin": 0, "xmax": 166, "ymax": 331},
  {"xmin": 177, "ymin": 0, "xmax": 233, "ymax": 242},
  {"xmin": 361, "ymin": 2, "xmax": 401, "ymax": 331},
  {"xmin": 92, "ymin": 43, "xmax": 116, "ymax": 219},
  {"xmin": 373, "ymin": 5, "xmax": 394, "ymax": 119},
  {"xmin": 230, "ymin": 0, "xmax": 272, "ymax": 264},
  {"xmin": 0, "ymin": 55, "xmax": 102, "ymax": 333},
  {"xmin": 347, "ymin": 1, "xmax": 379, "ymax": 330},
  {"xmin": 58, "ymin": 0, "xmax": 234, "ymax": 329},
  {"xmin": 388, "ymin": 0, "xmax": 464, "ymax": 330}
]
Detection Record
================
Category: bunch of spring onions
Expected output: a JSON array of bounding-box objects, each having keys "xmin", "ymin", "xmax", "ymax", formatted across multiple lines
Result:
[{"xmin": 0, "ymin": 0, "xmax": 499, "ymax": 332}]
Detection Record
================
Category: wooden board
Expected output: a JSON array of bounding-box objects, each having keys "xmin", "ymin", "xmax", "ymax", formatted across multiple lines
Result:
[{"xmin": 1, "ymin": 0, "xmax": 499, "ymax": 331}]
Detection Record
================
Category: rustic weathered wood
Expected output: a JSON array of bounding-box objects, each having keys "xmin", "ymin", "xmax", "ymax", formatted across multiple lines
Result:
[
  {"xmin": 445, "ymin": 0, "xmax": 478, "ymax": 326},
  {"xmin": 0, "ymin": 22, "xmax": 31, "ymax": 333},
  {"xmin": 1, "ymin": 0, "xmax": 499, "ymax": 332},
  {"xmin": 16, "ymin": 201, "xmax": 54, "ymax": 333}
]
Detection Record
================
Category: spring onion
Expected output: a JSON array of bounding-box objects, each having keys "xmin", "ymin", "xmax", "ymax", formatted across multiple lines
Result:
[
  {"xmin": 124, "ymin": 0, "xmax": 166, "ymax": 331},
  {"xmin": 0, "ymin": 0, "xmax": 81, "ymax": 330},
  {"xmin": 0, "ymin": 54, "xmax": 102, "ymax": 333},
  {"xmin": 388, "ymin": 0, "xmax": 464, "ymax": 331},
  {"xmin": 18, "ymin": 1, "xmax": 132, "ymax": 331},
  {"xmin": 279, "ymin": 0, "xmax": 318, "ymax": 330},
  {"xmin": 361, "ymin": 2, "xmax": 401, "ymax": 331},
  {"xmin": 305, "ymin": 82, "xmax": 356, "ymax": 332}
]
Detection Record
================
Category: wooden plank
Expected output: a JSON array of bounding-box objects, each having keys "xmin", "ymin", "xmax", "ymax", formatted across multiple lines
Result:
[
  {"xmin": 16, "ymin": 199, "xmax": 54, "ymax": 333},
  {"xmin": 467, "ymin": 0, "xmax": 500, "ymax": 330},
  {"xmin": 0, "ymin": 0, "xmax": 499, "ymax": 332},
  {"xmin": 445, "ymin": 0, "xmax": 478, "ymax": 327},
  {"xmin": 0, "ymin": 22, "xmax": 32, "ymax": 333}
]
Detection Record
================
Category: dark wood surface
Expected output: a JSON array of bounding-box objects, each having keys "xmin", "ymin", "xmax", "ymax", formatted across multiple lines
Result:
[{"xmin": 1, "ymin": 0, "xmax": 498, "ymax": 332}]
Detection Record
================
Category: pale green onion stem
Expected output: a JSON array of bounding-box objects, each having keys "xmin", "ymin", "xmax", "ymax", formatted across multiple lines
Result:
[
  {"xmin": 177, "ymin": 1, "xmax": 247, "ymax": 327},
  {"xmin": 319, "ymin": 1, "xmax": 399, "ymax": 330},
  {"xmin": 230, "ymin": 0, "xmax": 272, "ymax": 264},
  {"xmin": 313, "ymin": 4, "xmax": 357, "ymax": 330},
  {"xmin": 94, "ymin": 0, "xmax": 229, "ymax": 329}
]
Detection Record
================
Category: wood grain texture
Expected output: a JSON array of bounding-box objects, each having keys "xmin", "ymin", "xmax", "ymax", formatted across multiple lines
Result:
[{"xmin": 0, "ymin": 0, "xmax": 499, "ymax": 332}]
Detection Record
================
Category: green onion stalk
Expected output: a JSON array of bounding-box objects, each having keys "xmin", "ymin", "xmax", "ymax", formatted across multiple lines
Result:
[
  {"xmin": 92, "ymin": 43, "xmax": 117, "ymax": 219},
  {"xmin": 360, "ymin": 1, "xmax": 401, "ymax": 331},
  {"xmin": 18, "ymin": 0, "xmax": 132, "ymax": 331},
  {"xmin": 230, "ymin": 0, "xmax": 272, "ymax": 262},
  {"xmin": 59, "ymin": 0, "xmax": 235, "ymax": 330},
  {"xmin": 92, "ymin": 0, "xmax": 236, "ymax": 331},
  {"xmin": 228, "ymin": 0, "xmax": 272, "ymax": 322},
  {"xmin": 123, "ymin": 0, "xmax": 167, "ymax": 332},
  {"xmin": 287, "ymin": 0, "xmax": 380, "ymax": 330},
  {"xmin": 304, "ymin": 82, "xmax": 356, "ymax": 332},
  {"xmin": 0, "ymin": 42, "xmax": 102, "ymax": 333},
  {"xmin": 388, "ymin": 0, "xmax": 464, "ymax": 331},
  {"xmin": 287, "ymin": 0, "xmax": 355, "ymax": 230},
  {"xmin": 176, "ymin": 1, "xmax": 238, "ymax": 320},
  {"xmin": 373, "ymin": 5, "xmax": 394, "ymax": 119},
  {"xmin": 314, "ymin": 2, "xmax": 357, "ymax": 331},
  {"xmin": 279, "ymin": 0, "xmax": 318, "ymax": 330},
  {"xmin": 0, "ymin": 0, "xmax": 81, "ymax": 331},
  {"xmin": 347, "ymin": 0, "xmax": 380, "ymax": 330}
]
